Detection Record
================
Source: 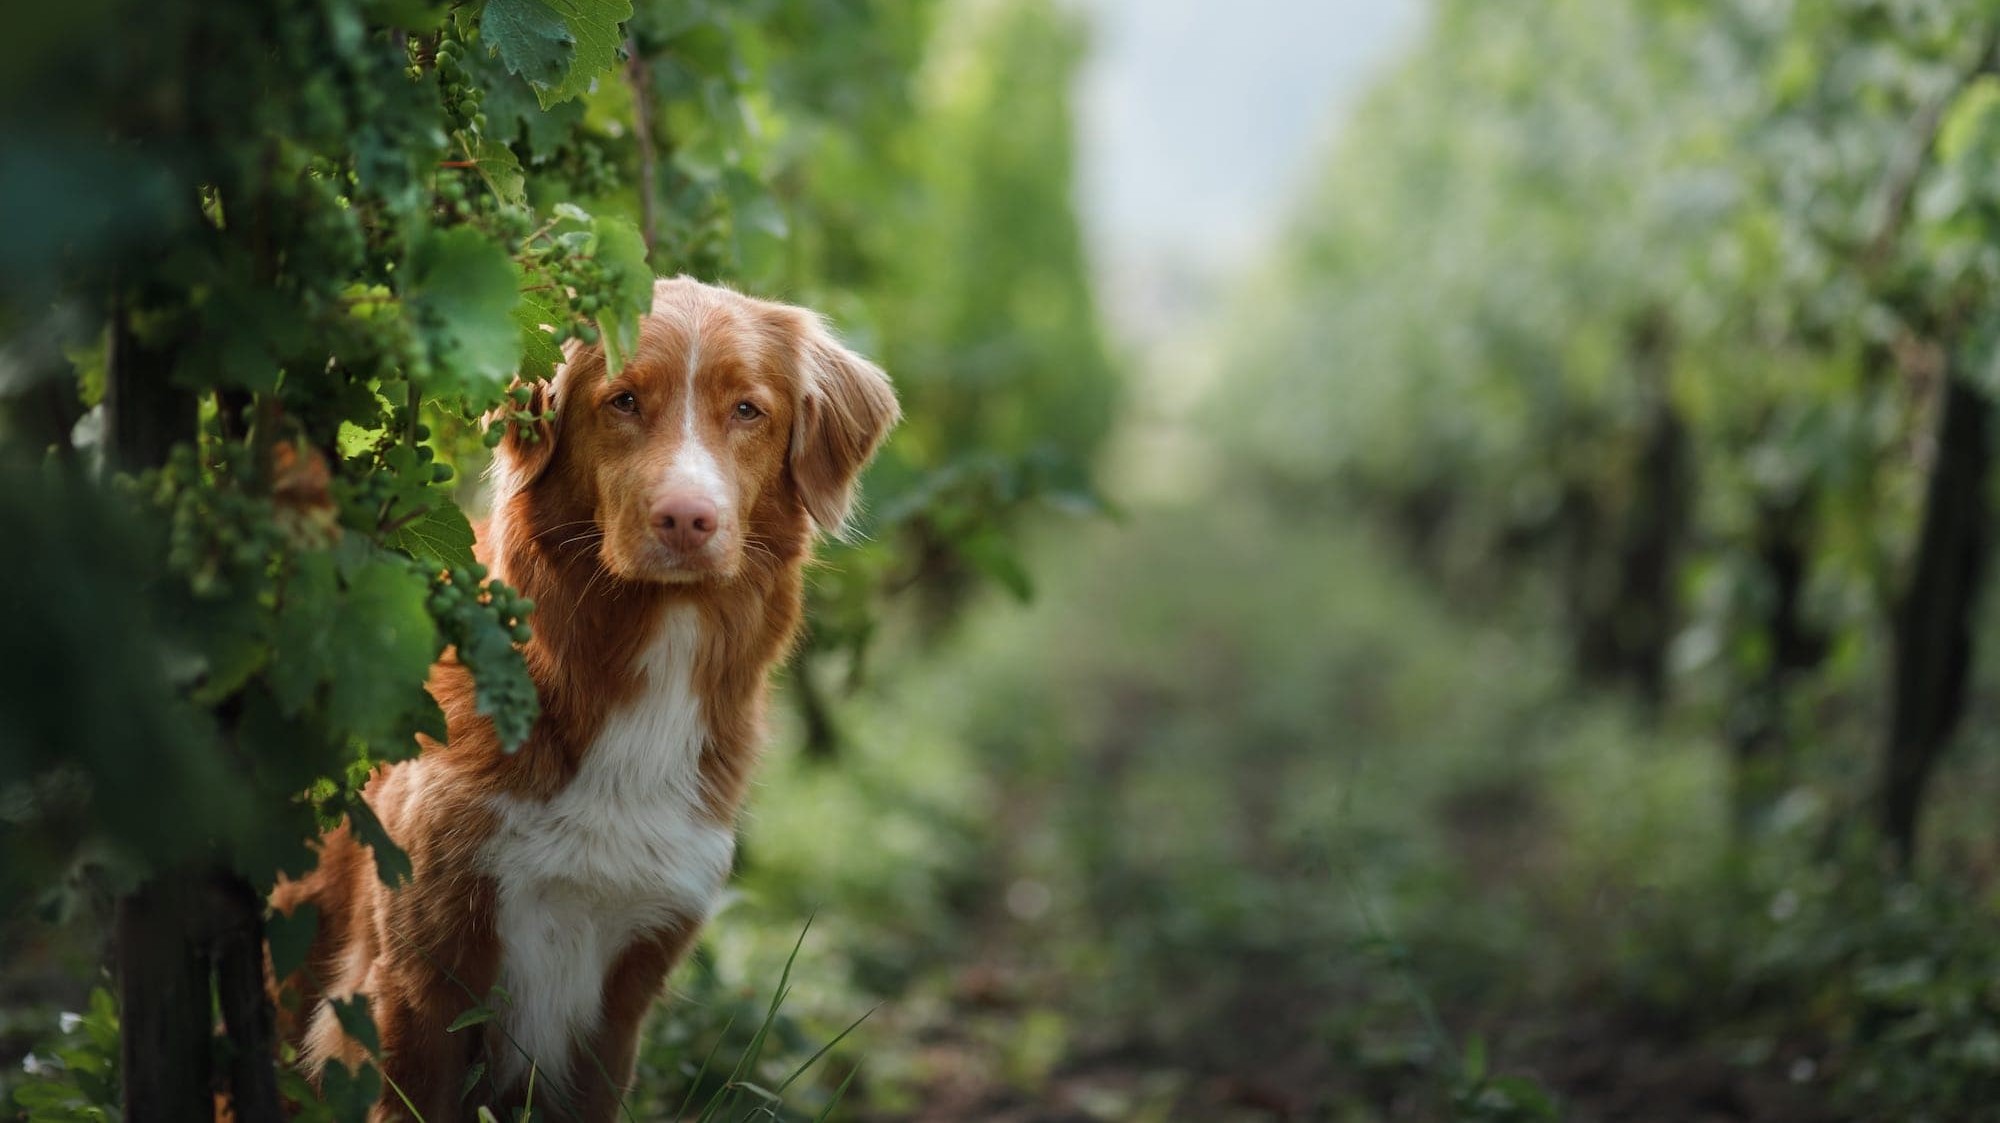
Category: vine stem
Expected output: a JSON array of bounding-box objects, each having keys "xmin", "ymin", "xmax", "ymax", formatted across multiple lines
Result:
[
  {"xmin": 376, "ymin": 381, "xmax": 422, "ymax": 531},
  {"xmin": 1865, "ymin": 24, "xmax": 2000, "ymax": 271},
  {"xmin": 626, "ymin": 34, "xmax": 660, "ymax": 260}
]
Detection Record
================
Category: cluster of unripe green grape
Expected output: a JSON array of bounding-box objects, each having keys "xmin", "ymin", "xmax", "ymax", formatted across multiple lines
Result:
[
  {"xmin": 149, "ymin": 444, "xmax": 286, "ymax": 599},
  {"xmin": 333, "ymin": 453, "xmax": 398, "ymax": 528},
  {"xmin": 489, "ymin": 203, "xmax": 536, "ymax": 243},
  {"xmin": 561, "ymin": 141, "xmax": 620, "ymax": 197},
  {"xmin": 483, "ymin": 384, "xmax": 557, "ymax": 448},
  {"xmin": 423, "ymin": 556, "xmax": 542, "ymax": 748},
  {"xmin": 294, "ymin": 170, "xmax": 369, "ymax": 284},
  {"xmin": 331, "ymin": 420, "xmax": 460, "ymax": 532},
  {"xmin": 424, "ymin": 561, "xmax": 534, "ymax": 645},
  {"xmin": 433, "ymin": 166, "xmax": 474, "ymax": 221},
  {"xmin": 548, "ymin": 248, "xmax": 607, "ymax": 346},
  {"xmin": 442, "ymin": 165, "xmax": 540, "ymax": 248},
  {"xmin": 395, "ymin": 299, "xmax": 444, "ymax": 387},
  {"xmin": 393, "ymin": 420, "xmax": 459, "ymax": 485},
  {"xmin": 431, "ymin": 32, "xmax": 488, "ymax": 135}
]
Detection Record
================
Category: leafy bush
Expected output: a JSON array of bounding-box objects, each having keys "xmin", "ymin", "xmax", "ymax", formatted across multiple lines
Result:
[{"xmin": 0, "ymin": 0, "xmax": 1117, "ymax": 1113}]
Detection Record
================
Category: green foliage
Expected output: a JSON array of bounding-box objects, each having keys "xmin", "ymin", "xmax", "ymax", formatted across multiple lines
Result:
[
  {"xmin": 1214, "ymin": 0, "xmax": 2000, "ymax": 823},
  {"xmin": 0, "ymin": 461, "xmax": 251, "ymax": 871},
  {"xmin": 628, "ymin": 929, "xmax": 867, "ymax": 1123},
  {"xmin": 0, "ymin": 0, "xmax": 666, "ymax": 903},
  {"xmin": 1, "ymin": 0, "xmax": 1119, "ymax": 1113},
  {"xmin": 1758, "ymin": 875, "xmax": 2000, "ymax": 1116},
  {"xmin": 795, "ymin": 0, "xmax": 1119, "ymax": 674},
  {"xmin": 1452, "ymin": 1035, "xmax": 1561, "ymax": 1123},
  {"xmin": 429, "ymin": 562, "xmax": 541, "ymax": 750},
  {"xmin": 482, "ymin": 0, "xmax": 586, "ymax": 100},
  {"xmin": 10, "ymin": 987, "xmax": 118, "ymax": 1122},
  {"xmin": 403, "ymin": 226, "xmax": 525, "ymax": 398}
]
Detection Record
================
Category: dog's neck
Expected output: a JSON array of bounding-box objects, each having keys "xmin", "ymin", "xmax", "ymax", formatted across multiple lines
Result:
[{"xmin": 481, "ymin": 485, "xmax": 808, "ymax": 818}]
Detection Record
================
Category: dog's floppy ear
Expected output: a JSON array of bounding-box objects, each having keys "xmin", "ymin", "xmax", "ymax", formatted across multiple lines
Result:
[
  {"xmin": 776, "ymin": 308, "xmax": 900, "ymax": 538},
  {"xmin": 484, "ymin": 376, "xmax": 558, "ymax": 491}
]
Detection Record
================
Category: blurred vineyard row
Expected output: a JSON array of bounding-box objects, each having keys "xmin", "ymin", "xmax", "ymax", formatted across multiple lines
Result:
[
  {"xmin": 1180, "ymin": 0, "xmax": 2000, "ymax": 1116},
  {"xmin": 1231, "ymin": 0, "xmax": 2000, "ymax": 863}
]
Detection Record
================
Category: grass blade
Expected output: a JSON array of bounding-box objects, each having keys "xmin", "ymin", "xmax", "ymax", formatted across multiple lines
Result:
[
  {"xmin": 775, "ymin": 1005, "xmax": 878, "ymax": 1095},
  {"xmin": 698, "ymin": 915, "xmax": 813, "ymax": 1122},
  {"xmin": 811, "ymin": 1063, "xmax": 861, "ymax": 1123},
  {"xmin": 677, "ymin": 1011, "xmax": 737, "ymax": 1122}
]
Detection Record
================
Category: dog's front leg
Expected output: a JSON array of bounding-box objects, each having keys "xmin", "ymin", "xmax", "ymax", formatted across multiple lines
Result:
[
  {"xmin": 367, "ymin": 987, "xmax": 483, "ymax": 1123},
  {"xmin": 561, "ymin": 927, "xmax": 698, "ymax": 1122}
]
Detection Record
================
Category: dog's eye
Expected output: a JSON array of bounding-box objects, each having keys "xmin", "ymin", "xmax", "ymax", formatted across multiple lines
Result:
[
  {"xmin": 732, "ymin": 401, "xmax": 764, "ymax": 422},
  {"xmin": 609, "ymin": 391, "xmax": 639, "ymax": 414}
]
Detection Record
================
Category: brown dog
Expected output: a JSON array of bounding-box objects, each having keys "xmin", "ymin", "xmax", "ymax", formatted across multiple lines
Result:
[{"xmin": 271, "ymin": 277, "xmax": 899, "ymax": 1121}]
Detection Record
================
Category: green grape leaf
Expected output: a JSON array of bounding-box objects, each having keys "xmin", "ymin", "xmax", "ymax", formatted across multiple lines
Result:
[
  {"xmin": 461, "ymin": 134, "xmax": 526, "ymax": 206},
  {"xmin": 324, "ymin": 562, "xmax": 441, "ymax": 741},
  {"xmin": 321, "ymin": 1060, "xmax": 384, "ymax": 1120},
  {"xmin": 464, "ymin": 38, "xmax": 585, "ymax": 157},
  {"xmin": 329, "ymin": 994, "xmax": 382, "ymax": 1055},
  {"xmin": 266, "ymin": 902, "xmax": 321, "ymax": 980},
  {"xmin": 270, "ymin": 552, "xmax": 340, "ymax": 715},
  {"xmin": 542, "ymin": 0, "xmax": 633, "ymax": 106},
  {"xmin": 347, "ymin": 799, "xmax": 413, "ymax": 888},
  {"xmin": 386, "ymin": 497, "xmax": 478, "ymax": 570},
  {"xmin": 514, "ymin": 283, "xmax": 568, "ymax": 381},
  {"xmin": 589, "ymin": 214, "xmax": 653, "ymax": 373},
  {"xmin": 189, "ymin": 596, "xmax": 271, "ymax": 707},
  {"xmin": 408, "ymin": 684, "xmax": 449, "ymax": 745},
  {"xmin": 1486, "ymin": 1077, "xmax": 1558, "ymax": 1118},
  {"xmin": 482, "ymin": 0, "xmax": 574, "ymax": 93},
  {"xmin": 483, "ymin": 0, "xmax": 633, "ymax": 109},
  {"xmin": 405, "ymin": 226, "xmax": 525, "ymax": 400},
  {"xmin": 187, "ymin": 287, "xmax": 305, "ymax": 392}
]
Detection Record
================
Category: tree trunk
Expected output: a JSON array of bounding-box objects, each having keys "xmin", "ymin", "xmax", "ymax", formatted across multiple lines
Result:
[
  {"xmin": 1729, "ymin": 494, "xmax": 1828, "ymax": 826},
  {"xmin": 214, "ymin": 874, "xmax": 286, "ymax": 1123},
  {"xmin": 104, "ymin": 299, "xmax": 195, "ymax": 474},
  {"xmin": 790, "ymin": 649, "xmax": 843, "ymax": 760},
  {"xmin": 1562, "ymin": 314, "xmax": 1689, "ymax": 715},
  {"xmin": 106, "ymin": 298, "xmax": 229, "ymax": 1119},
  {"xmin": 1560, "ymin": 480, "xmax": 1616, "ymax": 683},
  {"xmin": 1611, "ymin": 322, "xmax": 1689, "ymax": 714},
  {"xmin": 117, "ymin": 873, "xmax": 215, "ymax": 1123},
  {"xmin": 1882, "ymin": 374, "xmax": 1993, "ymax": 866}
]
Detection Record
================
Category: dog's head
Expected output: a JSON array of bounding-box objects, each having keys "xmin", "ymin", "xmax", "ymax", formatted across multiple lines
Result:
[{"xmin": 491, "ymin": 277, "xmax": 900, "ymax": 584}]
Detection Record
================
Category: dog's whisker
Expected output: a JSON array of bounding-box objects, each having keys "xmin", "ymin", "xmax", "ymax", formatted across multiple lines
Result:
[
  {"xmin": 569, "ymin": 560, "xmax": 617, "ymax": 633},
  {"xmin": 555, "ymin": 529, "xmax": 606, "ymax": 553},
  {"xmin": 738, "ymin": 541, "xmax": 783, "ymax": 571}
]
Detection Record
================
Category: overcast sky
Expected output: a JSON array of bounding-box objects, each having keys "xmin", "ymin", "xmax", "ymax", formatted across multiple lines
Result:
[{"xmin": 1069, "ymin": 0, "xmax": 1424, "ymax": 278}]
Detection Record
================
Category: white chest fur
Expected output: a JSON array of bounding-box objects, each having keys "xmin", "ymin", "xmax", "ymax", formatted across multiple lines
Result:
[{"xmin": 482, "ymin": 606, "xmax": 737, "ymax": 1093}]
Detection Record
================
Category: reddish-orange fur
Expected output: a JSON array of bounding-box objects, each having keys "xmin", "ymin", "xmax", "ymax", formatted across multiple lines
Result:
[{"xmin": 270, "ymin": 278, "xmax": 898, "ymax": 1121}]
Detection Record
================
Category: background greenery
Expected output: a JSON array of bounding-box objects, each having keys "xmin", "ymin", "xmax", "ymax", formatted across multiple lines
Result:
[{"xmin": 10, "ymin": 0, "xmax": 2000, "ymax": 1120}]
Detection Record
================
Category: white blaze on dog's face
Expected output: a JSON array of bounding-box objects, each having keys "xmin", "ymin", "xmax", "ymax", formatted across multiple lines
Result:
[{"xmin": 494, "ymin": 277, "xmax": 899, "ymax": 583}]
